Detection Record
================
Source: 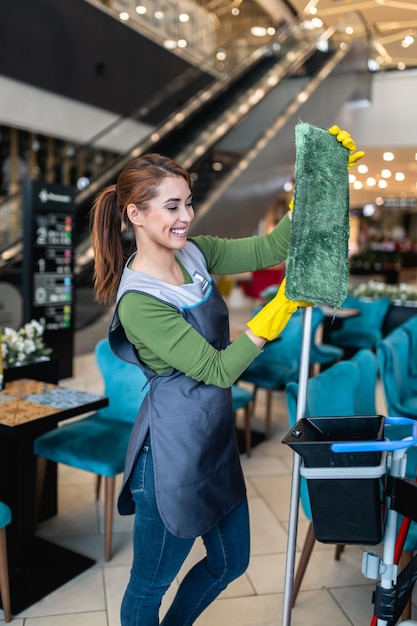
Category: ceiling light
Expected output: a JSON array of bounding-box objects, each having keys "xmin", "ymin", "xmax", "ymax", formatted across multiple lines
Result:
[
  {"xmin": 216, "ymin": 49, "xmax": 226, "ymax": 61},
  {"xmin": 119, "ymin": 11, "xmax": 129, "ymax": 21},
  {"xmin": 179, "ymin": 13, "xmax": 189, "ymax": 22},
  {"xmin": 135, "ymin": 5, "xmax": 146, "ymax": 14},
  {"xmin": 164, "ymin": 39, "xmax": 177, "ymax": 49},
  {"xmin": 76, "ymin": 176, "xmax": 90, "ymax": 190},
  {"xmin": 366, "ymin": 177, "xmax": 377, "ymax": 187},
  {"xmin": 402, "ymin": 36, "xmax": 414, "ymax": 48},
  {"xmin": 367, "ymin": 59, "xmax": 379, "ymax": 72},
  {"xmin": 154, "ymin": 10, "xmax": 164, "ymax": 19},
  {"xmin": 251, "ymin": 26, "xmax": 267, "ymax": 37},
  {"xmin": 383, "ymin": 152, "xmax": 395, "ymax": 161},
  {"xmin": 381, "ymin": 169, "xmax": 391, "ymax": 178},
  {"xmin": 375, "ymin": 197, "xmax": 384, "ymax": 206},
  {"xmin": 397, "ymin": 62, "xmax": 406, "ymax": 71},
  {"xmin": 231, "ymin": 7, "xmax": 240, "ymax": 16},
  {"xmin": 378, "ymin": 180, "xmax": 388, "ymax": 189},
  {"xmin": 267, "ymin": 27, "xmax": 276, "ymax": 36},
  {"xmin": 346, "ymin": 27, "xmax": 353, "ymax": 35},
  {"xmin": 363, "ymin": 204, "xmax": 376, "ymax": 217},
  {"xmin": 317, "ymin": 39, "xmax": 329, "ymax": 52},
  {"xmin": 309, "ymin": 6, "xmax": 317, "ymax": 15},
  {"xmin": 395, "ymin": 172, "xmax": 405, "ymax": 181},
  {"xmin": 311, "ymin": 17, "xmax": 323, "ymax": 28},
  {"xmin": 357, "ymin": 164, "xmax": 368, "ymax": 174},
  {"xmin": 349, "ymin": 174, "xmax": 356, "ymax": 183},
  {"xmin": 353, "ymin": 181, "xmax": 363, "ymax": 189},
  {"xmin": 177, "ymin": 39, "xmax": 187, "ymax": 48}
]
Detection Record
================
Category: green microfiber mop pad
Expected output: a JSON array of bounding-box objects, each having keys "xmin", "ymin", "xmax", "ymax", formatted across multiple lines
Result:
[{"xmin": 285, "ymin": 122, "xmax": 350, "ymax": 308}]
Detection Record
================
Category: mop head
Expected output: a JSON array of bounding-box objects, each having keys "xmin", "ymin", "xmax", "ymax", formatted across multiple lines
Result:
[{"xmin": 285, "ymin": 122, "xmax": 350, "ymax": 308}]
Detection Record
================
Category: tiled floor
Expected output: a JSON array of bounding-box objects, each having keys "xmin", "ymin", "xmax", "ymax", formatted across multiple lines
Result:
[{"xmin": 2, "ymin": 292, "xmax": 417, "ymax": 625}]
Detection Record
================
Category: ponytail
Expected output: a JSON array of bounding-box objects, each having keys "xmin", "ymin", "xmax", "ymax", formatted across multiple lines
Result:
[{"xmin": 90, "ymin": 185, "xmax": 125, "ymax": 305}]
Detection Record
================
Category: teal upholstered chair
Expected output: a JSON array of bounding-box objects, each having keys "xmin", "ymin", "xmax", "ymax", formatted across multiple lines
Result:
[
  {"xmin": 377, "ymin": 323, "xmax": 417, "ymax": 484},
  {"xmin": 329, "ymin": 294, "xmax": 391, "ymax": 353},
  {"xmin": 351, "ymin": 348, "xmax": 378, "ymax": 415},
  {"xmin": 33, "ymin": 338, "xmax": 148, "ymax": 561},
  {"xmin": 285, "ymin": 359, "xmax": 362, "ymax": 605},
  {"xmin": 377, "ymin": 325, "xmax": 417, "ymax": 422},
  {"xmin": 238, "ymin": 310, "xmax": 304, "ymax": 439},
  {"xmin": 402, "ymin": 315, "xmax": 417, "ymax": 382},
  {"xmin": 0, "ymin": 501, "xmax": 12, "ymax": 623},
  {"xmin": 231, "ymin": 385, "xmax": 254, "ymax": 457}
]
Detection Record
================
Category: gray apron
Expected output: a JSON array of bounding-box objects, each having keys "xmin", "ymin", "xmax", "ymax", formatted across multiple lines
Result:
[{"xmin": 109, "ymin": 240, "xmax": 246, "ymax": 538}]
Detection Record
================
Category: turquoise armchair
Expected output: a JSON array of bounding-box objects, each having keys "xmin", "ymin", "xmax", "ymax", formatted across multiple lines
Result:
[
  {"xmin": 377, "ymin": 325, "xmax": 417, "ymax": 421},
  {"xmin": 402, "ymin": 314, "xmax": 417, "ymax": 382},
  {"xmin": 351, "ymin": 348, "xmax": 378, "ymax": 415},
  {"xmin": 329, "ymin": 294, "xmax": 391, "ymax": 353},
  {"xmin": 0, "ymin": 501, "xmax": 12, "ymax": 622},
  {"xmin": 33, "ymin": 338, "xmax": 149, "ymax": 561}
]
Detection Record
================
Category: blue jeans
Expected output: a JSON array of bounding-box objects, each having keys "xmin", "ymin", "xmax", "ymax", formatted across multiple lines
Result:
[{"xmin": 120, "ymin": 435, "xmax": 250, "ymax": 626}]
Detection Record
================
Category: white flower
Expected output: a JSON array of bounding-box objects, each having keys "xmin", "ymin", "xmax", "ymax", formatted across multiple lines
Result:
[{"xmin": 1, "ymin": 319, "xmax": 52, "ymax": 368}]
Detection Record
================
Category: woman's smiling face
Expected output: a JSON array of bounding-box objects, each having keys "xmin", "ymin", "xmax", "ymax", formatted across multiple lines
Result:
[{"xmin": 131, "ymin": 175, "xmax": 194, "ymax": 251}]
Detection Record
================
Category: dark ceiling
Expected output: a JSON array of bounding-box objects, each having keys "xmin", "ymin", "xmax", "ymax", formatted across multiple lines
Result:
[{"xmin": 0, "ymin": 0, "xmax": 213, "ymax": 123}]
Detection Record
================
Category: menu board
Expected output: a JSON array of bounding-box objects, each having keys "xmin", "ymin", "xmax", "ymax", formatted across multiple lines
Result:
[
  {"xmin": 32, "ymin": 212, "xmax": 73, "ymax": 327},
  {"xmin": 23, "ymin": 181, "xmax": 76, "ymax": 378}
]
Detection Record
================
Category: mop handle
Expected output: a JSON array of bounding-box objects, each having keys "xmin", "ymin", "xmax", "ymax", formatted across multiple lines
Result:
[{"xmin": 282, "ymin": 306, "xmax": 313, "ymax": 626}]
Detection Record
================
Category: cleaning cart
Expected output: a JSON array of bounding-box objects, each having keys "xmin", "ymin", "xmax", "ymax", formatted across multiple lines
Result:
[{"xmin": 282, "ymin": 310, "xmax": 417, "ymax": 625}]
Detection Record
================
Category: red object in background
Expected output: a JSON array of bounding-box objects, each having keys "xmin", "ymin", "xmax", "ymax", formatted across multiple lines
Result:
[{"xmin": 240, "ymin": 268, "xmax": 285, "ymax": 299}]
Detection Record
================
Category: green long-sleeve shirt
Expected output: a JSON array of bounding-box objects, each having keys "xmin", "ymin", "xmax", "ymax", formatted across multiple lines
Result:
[{"xmin": 118, "ymin": 214, "xmax": 291, "ymax": 388}]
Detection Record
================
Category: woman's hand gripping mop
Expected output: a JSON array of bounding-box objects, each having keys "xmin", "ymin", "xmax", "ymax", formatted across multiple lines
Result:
[{"xmin": 281, "ymin": 122, "xmax": 364, "ymax": 626}]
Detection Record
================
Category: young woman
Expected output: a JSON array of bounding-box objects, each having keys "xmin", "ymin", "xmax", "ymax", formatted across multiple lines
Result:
[{"xmin": 90, "ymin": 128, "xmax": 362, "ymax": 625}]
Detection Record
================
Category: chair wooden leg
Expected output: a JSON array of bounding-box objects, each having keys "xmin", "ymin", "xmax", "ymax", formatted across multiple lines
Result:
[
  {"xmin": 334, "ymin": 544, "xmax": 345, "ymax": 561},
  {"xmin": 252, "ymin": 386, "xmax": 258, "ymax": 413},
  {"xmin": 244, "ymin": 405, "xmax": 252, "ymax": 458},
  {"xmin": 292, "ymin": 522, "xmax": 316, "ymax": 607},
  {"xmin": 34, "ymin": 456, "xmax": 48, "ymax": 524},
  {"xmin": 95, "ymin": 475, "xmax": 102, "ymax": 501},
  {"xmin": 399, "ymin": 550, "xmax": 413, "ymax": 621},
  {"xmin": 104, "ymin": 476, "xmax": 116, "ymax": 562},
  {"xmin": 265, "ymin": 389, "xmax": 273, "ymax": 439},
  {"xmin": 0, "ymin": 527, "xmax": 11, "ymax": 623}
]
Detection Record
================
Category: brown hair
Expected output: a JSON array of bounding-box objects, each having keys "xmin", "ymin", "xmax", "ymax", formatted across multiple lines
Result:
[{"xmin": 90, "ymin": 153, "xmax": 192, "ymax": 304}]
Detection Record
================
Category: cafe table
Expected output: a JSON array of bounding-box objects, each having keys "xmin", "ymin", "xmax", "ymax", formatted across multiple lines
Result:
[{"xmin": 0, "ymin": 378, "xmax": 108, "ymax": 615}]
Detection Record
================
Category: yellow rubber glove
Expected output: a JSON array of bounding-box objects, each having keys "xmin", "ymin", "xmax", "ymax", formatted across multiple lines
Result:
[
  {"xmin": 247, "ymin": 278, "xmax": 312, "ymax": 341},
  {"xmin": 328, "ymin": 124, "xmax": 365, "ymax": 169}
]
